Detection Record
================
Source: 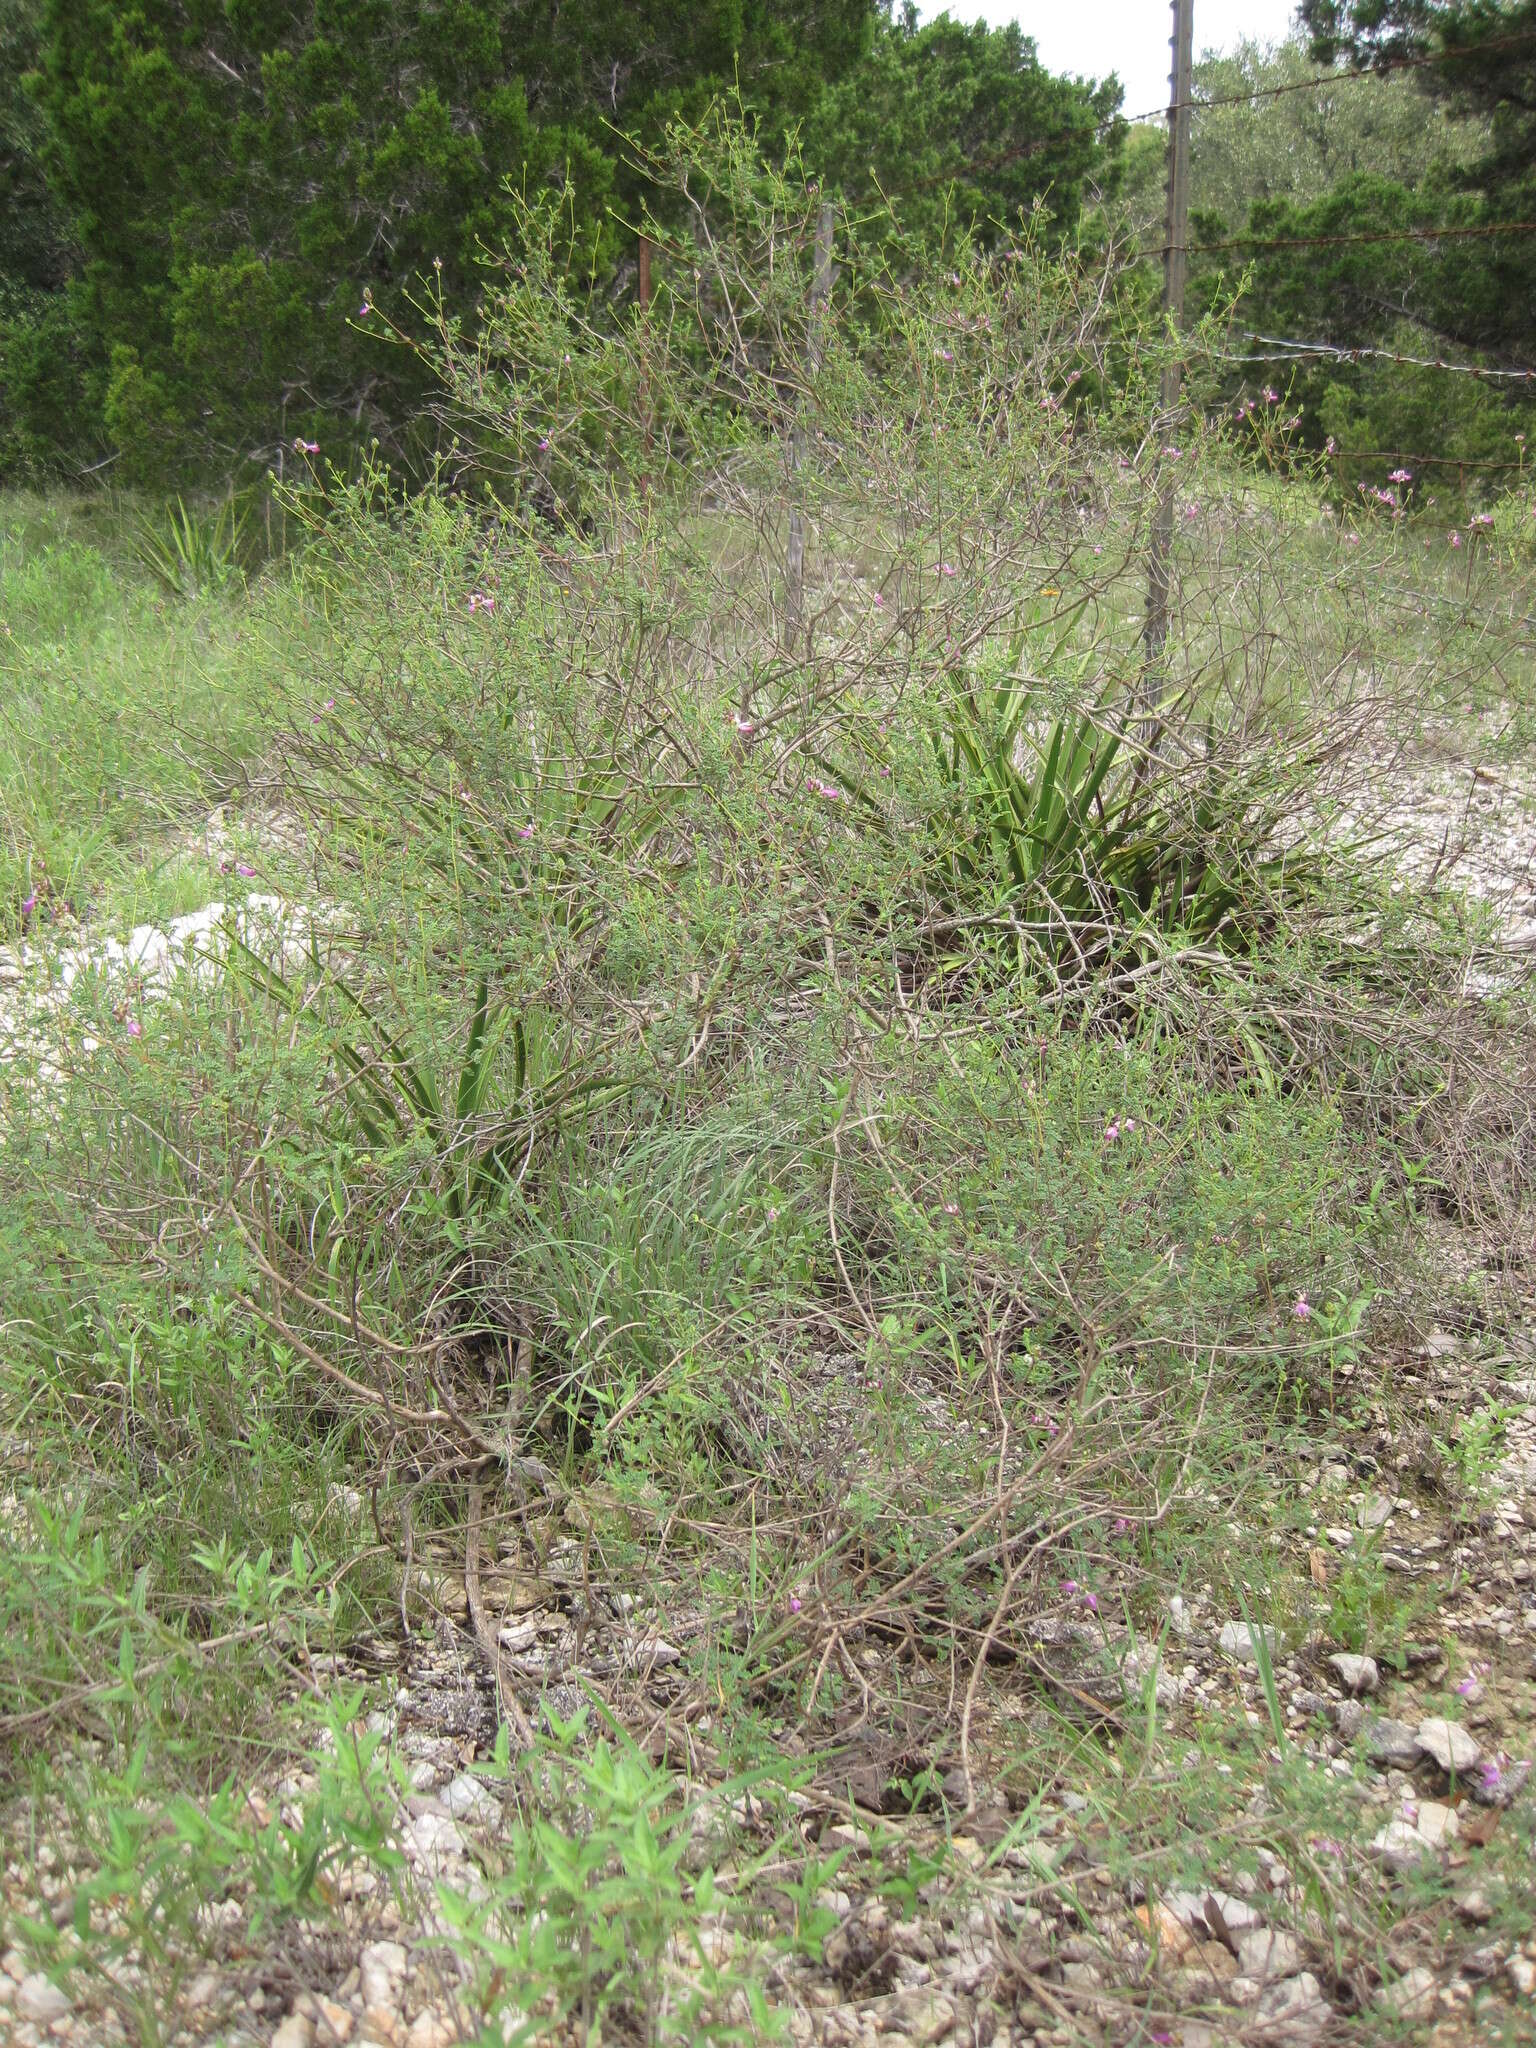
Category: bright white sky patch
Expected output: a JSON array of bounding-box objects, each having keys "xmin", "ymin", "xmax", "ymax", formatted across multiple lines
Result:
[{"xmin": 918, "ymin": 1, "xmax": 1303, "ymax": 120}]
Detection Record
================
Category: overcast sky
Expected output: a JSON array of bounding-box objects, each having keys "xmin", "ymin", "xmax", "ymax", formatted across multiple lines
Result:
[{"xmin": 919, "ymin": 2, "xmax": 1302, "ymax": 118}]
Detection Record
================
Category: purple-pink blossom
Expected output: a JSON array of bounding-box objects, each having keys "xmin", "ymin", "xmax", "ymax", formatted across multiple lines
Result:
[
  {"xmin": 292, "ymin": 437, "xmax": 319, "ymax": 455},
  {"xmin": 788, "ymin": 1595, "xmax": 803, "ymax": 1614},
  {"xmin": 20, "ymin": 891, "xmax": 36, "ymax": 916},
  {"xmin": 235, "ymin": 862, "xmax": 255, "ymax": 879},
  {"xmin": 517, "ymin": 823, "xmax": 536, "ymax": 840},
  {"xmin": 1388, "ymin": 468, "xmax": 1412, "ymax": 484},
  {"xmin": 1293, "ymin": 1294, "xmax": 1311, "ymax": 1321},
  {"xmin": 125, "ymin": 1018, "xmax": 143, "ymax": 1039}
]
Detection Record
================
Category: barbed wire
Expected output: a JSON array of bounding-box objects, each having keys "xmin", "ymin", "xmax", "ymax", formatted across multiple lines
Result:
[
  {"xmin": 1322, "ymin": 449, "xmax": 1530, "ymax": 470},
  {"xmin": 1116, "ymin": 24, "xmax": 1536, "ymax": 127},
  {"xmin": 1214, "ymin": 331, "xmax": 1536, "ymax": 380}
]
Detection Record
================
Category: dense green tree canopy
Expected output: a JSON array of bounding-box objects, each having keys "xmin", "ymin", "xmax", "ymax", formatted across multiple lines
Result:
[
  {"xmin": 0, "ymin": 0, "xmax": 70, "ymax": 303},
  {"xmin": 802, "ymin": 14, "xmax": 1122, "ymax": 248},
  {"xmin": 1186, "ymin": 33, "xmax": 1487, "ymax": 223},
  {"xmin": 1296, "ymin": 0, "xmax": 1536, "ymax": 359},
  {"xmin": 1103, "ymin": 22, "xmax": 1536, "ymax": 495},
  {"xmin": 17, "ymin": 0, "xmax": 873, "ymax": 480}
]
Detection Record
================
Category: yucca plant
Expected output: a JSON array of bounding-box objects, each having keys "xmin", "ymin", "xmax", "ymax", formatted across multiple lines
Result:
[
  {"xmin": 225, "ymin": 936, "xmax": 636, "ymax": 1225},
  {"xmin": 848, "ymin": 617, "xmax": 1342, "ymax": 988},
  {"xmin": 131, "ymin": 495, "xmax": 249, "ymax": 600}
]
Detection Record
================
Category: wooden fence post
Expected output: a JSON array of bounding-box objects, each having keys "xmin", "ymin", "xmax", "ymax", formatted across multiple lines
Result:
[
  {"xmin": 1142, "ymin": 0, "xmax": 1195, "ymax": 739},
  {"xmin": 785, "ymin": 201, "xmax": 834, "ymax": 647}
]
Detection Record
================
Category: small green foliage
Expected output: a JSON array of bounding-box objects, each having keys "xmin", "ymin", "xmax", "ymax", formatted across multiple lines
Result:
[{"xmin": 439, "ymin": 1707, "xmax": 786, "ymax": 2042}]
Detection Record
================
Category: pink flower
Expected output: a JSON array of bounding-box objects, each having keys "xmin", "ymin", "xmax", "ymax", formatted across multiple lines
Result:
[
  {"xmin": 942, "ymin": 1201, "xmax": 959, "ymax": 1216},
  {"xmin": 1293, "ymin": 1294, "xmax": 1311, "ymax": 1321},
  {"xmin": 1450, "ymin": 531, "xmax": 1462, "ymax": 547},
  {"xmin": 1161, "ymin": 445, "xmax": 1181, "ymax": 459},
  {"xmin": 1060, "ymin": 1579, "xmax": 1077, "ymax": 1595},
  {"xmin": 935, "ymin": 348, "xmax": 953, "ymax": 362},
  {"xmin": 788, "ymin": 1595, "xmax": 802, "ymax": 1614},
  {"xmin": 1388, "ymin": 468, "xmax": 1412, "ymax": 484},
  {"xmin": 733, "ymin": 713, "xmax": 756, "ymax": 736},
  {"xmin": 1083, "ymin": 1591, "xmax": 1098, "ymax": 1612},
  {"xmin": 125, "ymin": 1018, "xmax": 143, "ymax": 1039},
  {"xmin": 1325, "ymin": 436, "xmax": 1337, "ymax": 455},
  {"xmin": 1472, "ymin": 511, "xmax": 1494, "ymax": 528},
  {"xmin": 1183, "ymin": 503, "xmax": 1198, "ymax": 520},
  {"xmin": 1123, "ymin": 1118, "xmax": 1135, "ymax": 1132},
  {"xmin": 20, "ymin": 891, "xmax": 36, "ymax": 916},
  {"xmin": 538, "ymin": 437, "xmax": 550, "ymax": 452},
  {"xmin": 939, "ymin": 562, "xmax": 957, "ymax": 577},
  {"xmin": 1111, "ymin": 1517, "xmax": 1131, "ymax": 1535},
  {"xmin": 1104, "ymin": 1121, "xmax": 1120, "ymax": 1143},
  {"xmin": 1263, "ymin": 387, "xmax": 1279, "ymax": 404},
  {"xmin": 292, "ymin": 437, "xmax": 319, "ymax": 455},
  {"xmin": 872, "ymin": 591, "xmax": 884, "ymax": 607},
  {"xmin": 358, "ymin": 301, "xmax": 372, "ymax": 317},
  {"xmin": 235, "ymin": 862, "xmax": 256, "ymax": 878},
  {"xmin": 517, "ymin": 824, "xmax": 536, "ymax": 840},
  {"xmin": 1092, "ymin": 544, "xmax": 1102, "ymax": 555}
]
